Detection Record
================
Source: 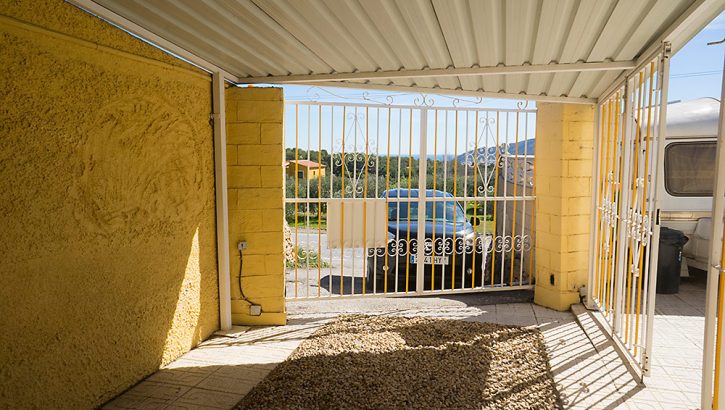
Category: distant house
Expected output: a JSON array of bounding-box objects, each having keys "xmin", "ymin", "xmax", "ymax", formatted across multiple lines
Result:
[{"xmin": 285, "ymin": 160, "xmax": 326, "ymax": 180}]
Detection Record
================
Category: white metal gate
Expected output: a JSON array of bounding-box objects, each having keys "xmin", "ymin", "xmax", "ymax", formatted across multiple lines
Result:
[
  {"xmin": 588, "ymin": 44, "xmax": 671, "ymax": 377},
  {"xmin": 285, "ymin": 99, "xmax": 536, "ymax": 299}
]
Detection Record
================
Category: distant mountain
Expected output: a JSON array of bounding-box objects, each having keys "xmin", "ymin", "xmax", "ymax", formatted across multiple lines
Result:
[
  {"xmin": 506, "ymin": 138, "xmax": 536, "ymax": 156},
  {"xmin": 456, "ymin": 138, "xmax": 535, "ymax": 165},
  {"xmin": 412, "ymin": 154, "xmax": 457, "ymax": 161},
  {"xmin": 455, "ymin": 146, "xmax": 501, "ymax": 166}
]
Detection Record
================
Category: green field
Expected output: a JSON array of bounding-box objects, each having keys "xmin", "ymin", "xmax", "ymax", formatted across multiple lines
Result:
[
  {"xmin": 288, "ymin": 216, "xmax": 494, "ymax": 235},
  {"xmin": 288, "ymin": 217, "xmax": 327, "ymax": 230}
]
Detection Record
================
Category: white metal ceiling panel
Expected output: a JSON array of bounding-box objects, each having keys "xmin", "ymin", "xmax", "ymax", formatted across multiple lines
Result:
[{"xmin": 84, "ymin": 0, "xmax": 723, "ymax": 102}]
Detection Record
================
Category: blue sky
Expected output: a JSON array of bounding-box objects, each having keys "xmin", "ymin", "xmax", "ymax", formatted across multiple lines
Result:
[
  {"xmin": 669, "ymin": 11, "xmax": 724, "ymax": 101},
  {"xmin": 283, "ymin": 11, "xmax": 725, "ymax": 154}
]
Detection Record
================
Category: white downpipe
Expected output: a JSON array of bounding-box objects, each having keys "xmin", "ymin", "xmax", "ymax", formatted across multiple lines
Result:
[
  {"xmin": 701, "ymin": 54, "xmax": 725, "ymax": 410},
  {"xmin": 643, "ymin": 43, "xmax": 672, "ymax": 376},
  {"xmin": 212, "ymin": 72, "xmax": 232, "ymax": 331}
]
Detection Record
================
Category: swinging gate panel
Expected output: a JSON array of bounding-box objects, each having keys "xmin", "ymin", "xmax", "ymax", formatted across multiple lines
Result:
[
  {"xmin": 700, "ymin": 53, "xmax": 725, "ymax": 410},
  {"xmin": 589, "ymin": 45, "xmax": 671, "ymax": 377},
  {"xmin": 284, "ymin": 101, "xmax": 536, "ymax": 300}
]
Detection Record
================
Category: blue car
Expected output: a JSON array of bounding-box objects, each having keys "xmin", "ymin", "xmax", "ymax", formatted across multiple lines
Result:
[{"xmin": 366, "ymin": 189, "xmax": 488, "ymax": 292}]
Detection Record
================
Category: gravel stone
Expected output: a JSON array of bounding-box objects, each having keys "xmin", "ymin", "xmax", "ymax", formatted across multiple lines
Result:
[{"xmin": 236, "ymin": 315, "xmax": 562, "ymax": 409}]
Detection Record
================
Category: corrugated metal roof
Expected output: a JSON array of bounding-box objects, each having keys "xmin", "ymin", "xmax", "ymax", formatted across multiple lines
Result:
[{"xmin": 85, "ymin": 0, "xmax": 724, "ymax": 102}]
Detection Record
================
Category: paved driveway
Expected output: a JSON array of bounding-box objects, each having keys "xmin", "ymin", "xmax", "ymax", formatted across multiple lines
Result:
[{"xmin": 286, "ymin": 228, "xmax": 368, "ymax": 298}]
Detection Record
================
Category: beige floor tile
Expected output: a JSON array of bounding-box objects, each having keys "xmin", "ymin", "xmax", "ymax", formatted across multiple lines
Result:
[
  {"xmin": 619, "ymin": 399, "xmax": 665, "ymax": 410},
  {"xmin": 124, "ymin": 382, "xmax": 191, "ymax": 401},
  {"xmin": 163, "ymin": 359, "xmax": 220, "ymax": 373},
  {"xmin": 102, "ymin": 393, "xmax": 147, "ymax": 409},
  {"xmin": 145, "ymin": 369, "xmax": 210, "ymax": 387},
  {"xmin": 195, "ymin": 375, "xmax": 257, "ymax": 395},
  {"xmin": 175, "ymin": 388, "xmax": 243, "ymax": 409},
  {"xmin": 213, "ymin": 365, "xmax": 272, "ymax": 381},
  {"xmin": 135, "ymin": 397, "xmax": 175, "ymax": 410},
  {"xmin": 165, "ymin": 402, "xmax": 221, "ymax": 410}
]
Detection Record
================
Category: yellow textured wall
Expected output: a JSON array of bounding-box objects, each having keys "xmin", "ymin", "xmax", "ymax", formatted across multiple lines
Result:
[
  {"xmin": 533, "ymin": 103, "xmax": 595, "ymax": 311},
  {"xmin": 226, "ymin": 87, "xmax": 286, "ymax": 326},
  {"xmin": 0, "ymin": 1, "xmax": 219, "ymax": 408}
]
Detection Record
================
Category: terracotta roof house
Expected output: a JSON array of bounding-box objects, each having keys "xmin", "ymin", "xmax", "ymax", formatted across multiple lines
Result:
[{"xmin": 285, "ymin": 159, "xmax": 326, "ymax": 180}]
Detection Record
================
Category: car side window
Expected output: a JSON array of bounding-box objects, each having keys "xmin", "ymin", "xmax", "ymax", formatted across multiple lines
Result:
[
  {"xmin": 387, "ymin": 202, "xmax": 398, "ymax": 220},
  {"xmin": 664, "ymin": 141, "xmax": 717, "ymax": 197},
  {"xmin": 386, "ymin": 202, "xmax": 419, "ymax": 221}
]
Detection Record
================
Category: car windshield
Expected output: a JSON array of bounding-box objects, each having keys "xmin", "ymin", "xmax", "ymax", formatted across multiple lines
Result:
[{"xmin": 387, "ymin": 200, "xmax": 466, "ymax": 222}]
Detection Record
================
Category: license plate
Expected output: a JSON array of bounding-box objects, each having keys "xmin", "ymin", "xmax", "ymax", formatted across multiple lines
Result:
[{"xmin": 410, "ymin": 255, "xmax": 449, "ymax": 265}]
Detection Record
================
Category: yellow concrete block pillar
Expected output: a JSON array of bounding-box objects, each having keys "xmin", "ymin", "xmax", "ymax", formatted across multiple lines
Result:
[
  {"xmin": 226, "ymin": 86, "xmax": 286, "ymax": 325},
  {"xmin": 533, "ymin": 103, "xmax": 595, "ymax": 311}
]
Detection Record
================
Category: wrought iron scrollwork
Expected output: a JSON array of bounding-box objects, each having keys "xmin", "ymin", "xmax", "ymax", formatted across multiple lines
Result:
[
  {"xmin": 413, "ymin": 94, "xmax": 435, "ymax": 107},
  {"xmin": 516, "ymin": 100, "xmax": 531, "ymax": 110},
  {"xmin": 292, "ymin": 87, "xmax": 494, "ymax": 108},
  {"xmin": 451, "ymin": 96, "xmax": 484, "ymax": 108},
  {"xmin": 366, "ymin": 235, "xmax": 529, "ymax": 257}
]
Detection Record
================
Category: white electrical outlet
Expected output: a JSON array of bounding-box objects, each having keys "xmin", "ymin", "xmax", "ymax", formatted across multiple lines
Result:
[
  {"xmin": 249, "ymin": 305, "xmax": 261, "ymax": 316},
  {"xmin": 237, "ymin": 241, "xmax": 247, "ymax": 251}
]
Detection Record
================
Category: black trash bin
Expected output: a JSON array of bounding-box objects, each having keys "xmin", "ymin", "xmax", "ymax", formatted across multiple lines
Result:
[{"xmin": 656, "ymin": 227, "xmax": 689, "ymax": 294}]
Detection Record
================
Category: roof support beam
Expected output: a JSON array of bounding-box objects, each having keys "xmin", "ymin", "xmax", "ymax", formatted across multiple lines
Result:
[
  {"xmin": 239, "ymin": 61, "xmax": 635, "ymax": 84},
  {"xmin": 300, "ymin": 81, "xmax": 596, "ymax": 105}
]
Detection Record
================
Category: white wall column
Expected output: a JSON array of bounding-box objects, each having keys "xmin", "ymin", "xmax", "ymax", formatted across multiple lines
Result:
[{"xmin": 212, "ymin": 72, "xmax": 232, "ymax": 331}]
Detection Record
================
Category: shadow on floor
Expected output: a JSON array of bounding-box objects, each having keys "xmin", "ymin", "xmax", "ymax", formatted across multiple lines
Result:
[
  {"xmin": 106, "ymin": 288, "xmax": 704, "ymax": 409},
  {"xmin": 654, "ymin": 271, "xmax": 707, "ymax": 317}
]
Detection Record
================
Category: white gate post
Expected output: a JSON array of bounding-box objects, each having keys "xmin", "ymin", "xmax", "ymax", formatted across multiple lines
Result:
[
  {"xmin": 416, "ymin": 108, "xmax": 428, "ymax": 294},
  {"xmin": 701, "ymin": 54, "xmax": 725, "ymax": 410},
  {"xmin": 643, "ymin": 42, "xmax": 671, "ymax": 375}
]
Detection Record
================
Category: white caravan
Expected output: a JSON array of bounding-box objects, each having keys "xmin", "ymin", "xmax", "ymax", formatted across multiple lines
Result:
[{"xmin": 659, "ymin": 98, "xmax": 720, "ymax": 276}]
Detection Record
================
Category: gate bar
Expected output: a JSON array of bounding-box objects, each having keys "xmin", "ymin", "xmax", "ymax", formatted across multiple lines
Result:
[
  {"xmin": 633, "ymin": 62, "xmax": 657, "ymax": 358},
  {"xmin": 416, "ymin": 109, "xmax": 428, "ymax": 294},
  {"xmin": 614, "ymin": 81, "xmax": 634, "ymax": 336},
  {"xmin": 643, "ymin": 42, "xmax": 672, "ymax": 375}
]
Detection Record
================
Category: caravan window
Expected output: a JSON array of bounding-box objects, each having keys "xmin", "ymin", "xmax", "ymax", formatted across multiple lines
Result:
[{"xmin": 664, "ymin": 142, "xmax": 717, "ymax": 196}]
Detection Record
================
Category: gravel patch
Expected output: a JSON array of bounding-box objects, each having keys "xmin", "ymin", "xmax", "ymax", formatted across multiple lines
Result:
[{"xmin": 236, "ymin": 315, "xmax": 561, "ymax": 409}]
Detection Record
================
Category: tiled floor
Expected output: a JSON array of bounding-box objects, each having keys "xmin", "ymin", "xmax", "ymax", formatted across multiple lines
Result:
[
  {"xmin": 649, "ymin": 275, "xmax": 707, "ymax": 406},
  {"xmin": 568, "ymin": 275, "xmax": 708, "ymax": 409},
  {"xmin": 104, "ymin": 284, "xmax": 707, "ymax": 409},
  {"xmin": 103, "ymin": 324, "xmax": 322, "ymax": 409}
]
